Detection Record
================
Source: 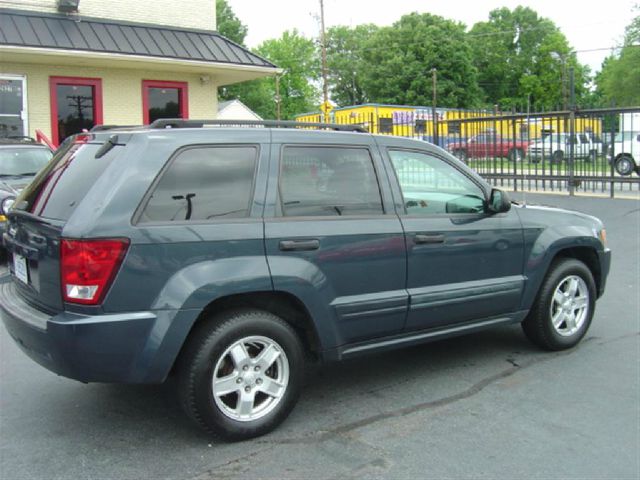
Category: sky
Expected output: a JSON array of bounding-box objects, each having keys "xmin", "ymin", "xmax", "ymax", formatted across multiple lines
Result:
[{"xmin": 227, "ymin": 0, "xmax": 637, "ymax": 73}]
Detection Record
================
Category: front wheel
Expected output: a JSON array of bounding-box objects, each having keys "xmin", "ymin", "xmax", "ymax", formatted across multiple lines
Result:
[
  {"xmin": 522, "ymin": 258, "xmax": 596, "ymax": 351},
  {"xmin": 177, "ymin": 309, "xmax": 304, "ymax": 440}
]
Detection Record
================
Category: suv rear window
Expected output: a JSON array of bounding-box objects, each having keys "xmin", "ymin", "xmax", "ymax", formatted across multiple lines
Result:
[
  {"xmin": 13, "ymin": 141, "xmax": 120, "ymax": 221},
  {"xmin": 139, "ymin": 146, "xmax": 257, "ymax": 223}
]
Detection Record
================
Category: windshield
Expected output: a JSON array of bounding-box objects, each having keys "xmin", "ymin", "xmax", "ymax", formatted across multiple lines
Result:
[
  {"xmin": 0, "ymin": 147, "xmax": 52, "ymax": 176},
  {"xmin": 537, "ymin": 134, "xmax": 567, "ymax": 143},
  {"xmin": 615, "ymin": 132, "xmax": 639, "ymax": 142}
]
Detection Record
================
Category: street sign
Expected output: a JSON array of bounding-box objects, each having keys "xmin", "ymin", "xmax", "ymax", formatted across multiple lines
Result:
[{"xmin": 320, "ymin": 101, "xmax": 333, "ymax": 116}]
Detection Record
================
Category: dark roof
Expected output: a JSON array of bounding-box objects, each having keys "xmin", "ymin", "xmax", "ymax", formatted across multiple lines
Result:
[{"xmin": 0, "ymin": 8, "xmax": 275, "ymax": 68}]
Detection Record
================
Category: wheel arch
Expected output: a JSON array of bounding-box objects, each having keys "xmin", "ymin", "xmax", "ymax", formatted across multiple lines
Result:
[
  {"xmin": 551, "ymin": 247, "xmax": 602, "ymax": 295},
  {"xmin": 171, "ymin": 290, "xmax": 324, "ymax": 376},
  {"xmin": 521, "ymin": 234, "xmax": 604, "ymax": 311}
]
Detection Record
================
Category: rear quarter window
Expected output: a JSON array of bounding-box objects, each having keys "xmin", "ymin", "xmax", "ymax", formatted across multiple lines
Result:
[
  {"xmin": 138, "ymin": 145, "xmax": 258, "ymax": 223},
  {"xmin": 13, "ymin": 141, "xmax": 121, "ymax": 221}
]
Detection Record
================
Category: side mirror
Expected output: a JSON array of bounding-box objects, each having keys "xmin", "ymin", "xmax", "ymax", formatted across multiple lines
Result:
[{"xmin": 488, "ymin": 188, "xmax": 511, "ymax": 214}]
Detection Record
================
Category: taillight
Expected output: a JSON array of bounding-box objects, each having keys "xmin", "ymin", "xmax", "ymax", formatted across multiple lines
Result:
[{"xmin": 60, "ymin": 238, "xmax": 129, "ymax": 305}]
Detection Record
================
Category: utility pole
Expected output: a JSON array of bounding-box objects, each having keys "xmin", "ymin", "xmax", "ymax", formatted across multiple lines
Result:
[
  {"xmin": 275, "ymin": 74, "xmax": 281, "ymax": 121},
  {"xmin": 319, "ymin": 0, "xmax": 329, "ymax": 122},
  {"xmin": 568, "ymin": 66, "xmax": 576, "ymax": 196},
  {"xmin": 431, "ymin": 68, "xmax": 438, "ymax": 146}
]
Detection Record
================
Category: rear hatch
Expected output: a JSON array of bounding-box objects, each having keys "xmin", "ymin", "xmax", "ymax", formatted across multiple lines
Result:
[{"xmin": 4, "ymin": 136, "xmax": 123, "ymax": 313}]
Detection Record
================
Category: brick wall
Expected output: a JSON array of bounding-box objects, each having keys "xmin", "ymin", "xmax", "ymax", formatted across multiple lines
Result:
[
  {"xmin": 11, "ymin": 0, "xmax": 216, "ymax": 31},
  {"xmin": 1, "ymin": 62, "xmax": 218, "ymax": 141}
]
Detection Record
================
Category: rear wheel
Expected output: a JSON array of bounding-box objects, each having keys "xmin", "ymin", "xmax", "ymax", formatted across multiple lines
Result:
[
  {"xmin": 551, "ymin": 150, "xmax": 564, "ymax": 164},
  {"xmin": 522, "ymin": 258, "xmax": 596, "ymax": 351},
  {"xmin": 508, "ymin": 148, "xmax": 524, "ymax": 162},
  {"xmin": 177, "ymin": 309, "xmax": 304, "ymax": 440},
  {"xmin": 614, "ymin": 155, "xmax": 636, "ymax": 176}
]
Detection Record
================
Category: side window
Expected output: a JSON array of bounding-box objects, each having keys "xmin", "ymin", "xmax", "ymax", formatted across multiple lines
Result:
[
  {"xmin": 279, "ymin": 146, "xmax": 383, "ymax": 217},
  {"xmin": 140, "ymin": 146, "xmax": 257, "ymax": 222},
  {"xmin": 389, "ymin": 149, "xmax": 486, "ymax": 215}
]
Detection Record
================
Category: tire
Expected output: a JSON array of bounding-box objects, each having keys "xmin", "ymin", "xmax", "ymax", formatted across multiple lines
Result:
[
  {"xmin": 177, "ymin": 309, "xmax": 304, "ymax": 441},
  {"xmin": 551, "ymin": 150, "xmax": 564, "ymax": 164},
  {"xmin": 522, "ymin": 258, "xmax": 596, "ymax": 351},
  {"xmin": 587, "ymin": 149, "xmax": 597, "ymax": 162},
  {"xmin": 508, "ymin": 148, "xmax": 524, "ymax": 162},
  {"xmin": 452, "ymin": 149, "xmax": 468, "ymax": 163},
  {"xmin": 614, "ymin": 155, "xmax": 636, "ymax": 176}
]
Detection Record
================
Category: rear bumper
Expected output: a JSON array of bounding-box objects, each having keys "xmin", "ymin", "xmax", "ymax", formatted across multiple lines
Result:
[{"xmin": 0, "ymin": 280, "xmax": 198, "ymax": 383}]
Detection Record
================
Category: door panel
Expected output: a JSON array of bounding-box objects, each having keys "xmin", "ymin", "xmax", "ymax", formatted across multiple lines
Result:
[
  {"xmin": 385, "ymin": 147, "xmax": 525, "ymax": 331},
  {"xmin": 264, "ymin": 140, "xmax": 408, "ymax": 346}
]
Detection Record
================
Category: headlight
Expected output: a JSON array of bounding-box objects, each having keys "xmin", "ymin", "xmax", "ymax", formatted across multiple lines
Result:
[{"xmin": 1, "ymin": 196, "xmax": 15, "ymax": 216}]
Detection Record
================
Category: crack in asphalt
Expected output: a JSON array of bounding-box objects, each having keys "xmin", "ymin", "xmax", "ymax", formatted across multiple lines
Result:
[
  {"xmin": 260, "ymin": 331, "xmax": 639, "ymax": 446},
  {"xmin": 621, "ymin": 207, "xmax": 640, "ymax": 218}
]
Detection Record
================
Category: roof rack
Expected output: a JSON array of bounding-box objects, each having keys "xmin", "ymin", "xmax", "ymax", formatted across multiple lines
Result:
[
  {"xmin": 90, "ymin": 125, "xmax": 143, "ymax": 132},
  {"xmin": 148, "ymin": 119, "xmax": 368, "ymax": 133},
  {"xmin": 0, "ymin": 135, "xmax": 38, "ymax": 144}
]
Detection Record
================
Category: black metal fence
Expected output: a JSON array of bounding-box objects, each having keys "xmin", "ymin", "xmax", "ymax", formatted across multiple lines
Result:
[{"xmin": 318, "ymin": 106, "xmax": 640, "ymax": 198}]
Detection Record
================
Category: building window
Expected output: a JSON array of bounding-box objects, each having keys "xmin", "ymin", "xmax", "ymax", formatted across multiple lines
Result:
[
  {"xmin": 49, "ymin": 76, "xmax": 103, "ymax": 146},
  {"xmin": 142, "ymin": 80, "xmax": 188, "ymax": 125},
  {"xmin": 379, "ymin": 117, "xmax": 393, "ymax": 134}
]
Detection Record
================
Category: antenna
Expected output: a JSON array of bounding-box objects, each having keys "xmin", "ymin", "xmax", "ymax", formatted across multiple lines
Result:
[{"xmin": 319, "ymin": 0, "xmax": 329, "ymax": 122}]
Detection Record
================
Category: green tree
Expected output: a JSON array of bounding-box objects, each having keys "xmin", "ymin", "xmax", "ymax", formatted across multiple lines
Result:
[
  {"xmin": 596, "ymin": 9, "xmax": 640, "ymax": 107},
  {"xmin": 233, "ymin": 30, "xmax": 320, "ymax": 119},
  {"xmin": 469, "ymin": 6, "xmax": 589, "ymax": 110},
  {"xmin": 359, "ymin": 13, "xmax": 482, "ymax": 108},
  {"xmin": 326, "ymin": 24, "xmax": 378, "ymax": 106},
  {"xmin": 216, "ymin": 0, "xmax": 247, "ymax": 45},
  {"xmin": 216, "ymin": 0, "xmax": 249, "ymax": 101}
]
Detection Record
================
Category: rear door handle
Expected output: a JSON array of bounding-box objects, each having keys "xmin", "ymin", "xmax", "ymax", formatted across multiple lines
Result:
[
  {"xmin": 279, "ymin": 239, "xmax": 320, "ymax": 251},
  {"xmin": 414, "ymin": 234, "xmax": 445, "ymax": 245}
]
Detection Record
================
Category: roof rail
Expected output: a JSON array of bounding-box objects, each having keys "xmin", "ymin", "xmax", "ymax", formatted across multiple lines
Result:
[
  {"xmin": 148, "ymin": 118, "xmax": 368, "ymax": 133},
  {"xmin": 0, "ymin": 135, "xmax": 38, "ymax": 144},
  {"xmin": 90, "ymin": 125, "xmax": 143, "ymax": 132}
]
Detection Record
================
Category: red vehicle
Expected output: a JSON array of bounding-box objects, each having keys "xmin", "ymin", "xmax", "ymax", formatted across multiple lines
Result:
[{"xmin": 447, "ymin": 133, "xmax": 529, "ymax": 163}]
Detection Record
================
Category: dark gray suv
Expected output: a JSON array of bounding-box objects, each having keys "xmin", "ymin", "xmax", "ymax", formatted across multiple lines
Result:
[{"xmin": 0, "ymin": 120, "xmax": 611, "ymax": 440}]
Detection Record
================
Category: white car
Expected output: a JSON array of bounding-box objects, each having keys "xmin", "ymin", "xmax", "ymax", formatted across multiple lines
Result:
[
  {"xmin": 609, "ymin": 131, "xmax": 640, "ymax": 176},
  {"xmin": 528, "ymin": 133, "xmax": 599, "ymax": 163}
]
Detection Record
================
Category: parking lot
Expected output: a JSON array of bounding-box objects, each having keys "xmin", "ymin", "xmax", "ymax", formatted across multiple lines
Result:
[{"xmin": 0, "ymin": 192, "xmax": 638, "ymax": 480}]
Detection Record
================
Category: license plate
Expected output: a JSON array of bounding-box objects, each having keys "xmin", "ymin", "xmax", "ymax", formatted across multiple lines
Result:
[{"xmin": 13, "ymin": 253, "xmax": 29, "ymax": 285}]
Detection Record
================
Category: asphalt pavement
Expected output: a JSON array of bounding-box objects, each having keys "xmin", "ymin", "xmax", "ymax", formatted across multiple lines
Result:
[{"xmin": 0, "ymin": 193, "xmax": 638, "ymax": 480}]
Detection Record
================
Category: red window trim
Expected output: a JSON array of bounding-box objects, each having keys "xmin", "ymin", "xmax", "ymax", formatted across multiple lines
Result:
[
  {"xmin": 141, "ymin": 80, "xmax": 189, "ymax": 125},
  {"xmin": 49, "ymin": 76, "xmax": 103, "ymax": 147}
]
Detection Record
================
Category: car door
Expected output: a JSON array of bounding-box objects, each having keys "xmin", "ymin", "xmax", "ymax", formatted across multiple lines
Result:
[
  {"xmin": 263, "ymin": 132, "xmax": 408, "ymax": 346},
  {"xmin": 381, "ymin": 141, "xmax": 526, "ymax": 332}
]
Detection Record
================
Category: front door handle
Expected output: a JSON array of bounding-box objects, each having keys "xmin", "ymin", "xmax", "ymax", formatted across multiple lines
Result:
[
  {"xmin": 414, "ymin": 234, "xmax": 445, "ymax": 245},
  {"xmin": 279, "ymin": 239, "xmax": 320, "ymax": 251}
]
